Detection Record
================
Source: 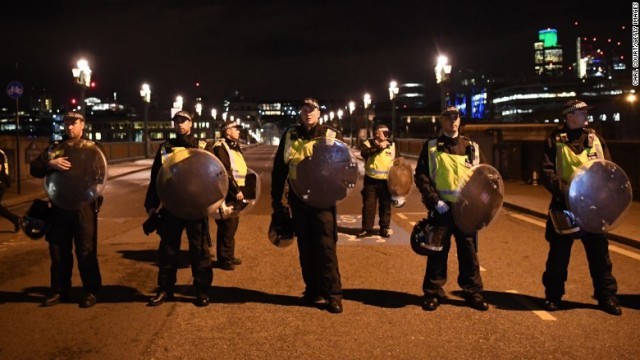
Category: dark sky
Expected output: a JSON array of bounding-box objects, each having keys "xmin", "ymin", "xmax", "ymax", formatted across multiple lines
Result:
[{"xmin": 0, "ymin": 0, "xmax": 629, "ymax": 110}]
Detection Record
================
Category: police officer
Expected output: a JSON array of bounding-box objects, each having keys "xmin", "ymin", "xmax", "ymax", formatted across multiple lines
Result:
[
  {"xmin": 414, "ymin": 106, "xmax": 488, "ymax": 312},
  {"xmin": 212, "ymin": 120, "xmax": 246, "ymax": 270},
  {"xmin": 0, "ymin": 148, "xmax": 21, "ymax": 232},
  {"xmin": 30, "ymin": 112, "xmax": 102, "ymax": 308},
  {"xmin": 146, "ymin": 111, "xmax": 213, "ymax": 307},
  {"xmin": 357, "ymin": 124, "xmax": 396, "ymax": 238},
  {"xmin": 541, "ymin": 99, "xmax": 621, "ymax": 315},
  {"xmin": 271, "ymin": 98, "xmax": 344, "ymax": 314}
]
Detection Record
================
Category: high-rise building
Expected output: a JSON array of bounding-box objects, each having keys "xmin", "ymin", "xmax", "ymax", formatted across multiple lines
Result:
[{"xmin": 534, "ymin": 28, "xmax": 563, "ymax": 77}]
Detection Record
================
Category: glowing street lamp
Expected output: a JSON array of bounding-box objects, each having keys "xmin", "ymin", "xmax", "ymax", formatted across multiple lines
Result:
[
  {"xmin": 72, "ymin": 58, "xmax": 92, "ymax": 116},
  {"xmin": 389, "ymin": 80, "xmax": 399, "ymax": 138},
  {"xmin": 348, "ymin": 101, "xmax": 356, "ymax": 147},
  {"xmin": 140, "ymin": 83, "xmax": 151, "ymax": 157},
  {"xmin": 364, "ymin": 93, "xmax": 372, "ymax": 138}
]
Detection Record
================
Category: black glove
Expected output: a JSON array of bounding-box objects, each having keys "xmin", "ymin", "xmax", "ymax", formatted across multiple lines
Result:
[{"xmin": 142, "ymin": 212, "xmax": 162, "ymax": 236}]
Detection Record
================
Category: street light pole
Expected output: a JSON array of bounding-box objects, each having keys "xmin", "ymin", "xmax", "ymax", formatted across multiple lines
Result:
[
  {"xmin": 389, "ymin": 81, "xmax": 399, "ymax": 139},
  {"xmin": 363, "ymin": 93, "xmax": 371, "ymax": 139},
  {"xmin": 434, "ymin": 55, "xmax": 452, "ymax": 110},
  {"xmin": 72, "ymin": 59, "xmax": 92, "ymax": 117},
  {"xmin": 140, "ymin": 83, "xmax": 151, "ymax": 157},
  {"xmin": 348, "ymin": 101, "xmax": 355, "ymax": 147}
]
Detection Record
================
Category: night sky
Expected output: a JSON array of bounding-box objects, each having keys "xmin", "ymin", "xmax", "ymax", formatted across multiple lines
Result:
[{"xmin": 0, "ymin": 0, "xmax": 630, "ymax": 111}]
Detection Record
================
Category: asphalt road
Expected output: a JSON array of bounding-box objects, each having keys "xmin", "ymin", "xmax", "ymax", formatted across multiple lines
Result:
[{"xmin": 0, "ymin": 145, "xmax": 639, "ymax": 359}]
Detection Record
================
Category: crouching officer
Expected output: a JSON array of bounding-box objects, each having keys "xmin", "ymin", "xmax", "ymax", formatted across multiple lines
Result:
[
  {"xmin": 271, "ymin": 98, "xmax": 345, "ymax": 314},
  {"xmin": 357, "ymin": 124, "xmax": 396, "ymax": 238},
  {"xmin": 541, "ymin": 99, "xmax": 621, "ymax": 315},
  {"xmin": 146, "ymin": 111, "xmax": 213, "ymax": 307},
  {"xmin": 30, "ymin": 112, "xmax": 103, "ymax": 308},
  {"xmin": 414, "ymin": 106, "xmax": 488, "ymax": 312},
  {"xmin": 212, "ymin": 120, "xmax": 246, "ymax": 270}
]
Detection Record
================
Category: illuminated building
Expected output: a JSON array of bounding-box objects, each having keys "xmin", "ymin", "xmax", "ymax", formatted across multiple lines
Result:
[{"xmin": 534, "ymin": 28, "xmax": 564, "ymax": 77}]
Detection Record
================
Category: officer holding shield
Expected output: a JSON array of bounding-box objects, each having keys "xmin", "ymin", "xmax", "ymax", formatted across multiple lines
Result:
[
  {"xmin": 30, "ymin": 112, "xmax": 103, "ymax": 308},
  {"xmin": 541, "ymin": 99, "xmax": 621, "ymax": 315},
  {"xmin": 414, "ymin": 106, "xmax": 488, "ymax": 312},
  {"xmin": 212, "ymin": 120, "xmax": 246, "ymax": 270},
  {"xmin": 145, "ymin": 111, "xmax": 213, "ymax": 307},
  {"xmin": 357, "ymin": 124, "xmax": 396, "ymax": 238},
  {"xmin": 271, "ymin": 98, "xmax": 345, "ymax": 314}
]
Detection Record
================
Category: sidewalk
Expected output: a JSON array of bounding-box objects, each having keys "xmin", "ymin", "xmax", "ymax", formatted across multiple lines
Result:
[{"xmin": 3, "ymin": 158, "xmax": 154, "ymax": 208}]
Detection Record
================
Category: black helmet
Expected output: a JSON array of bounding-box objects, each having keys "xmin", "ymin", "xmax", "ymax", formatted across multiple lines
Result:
[
  {"xmin": 268, "ymin": 206, "xmax": 295, "ymax": 247},
  {"xmin": 410, "ymin": 215, "xmax": 445, "ymax": 256},
  {"xmin": 22, "ymin": 199, "xmax": 51, "ymax": 240}
]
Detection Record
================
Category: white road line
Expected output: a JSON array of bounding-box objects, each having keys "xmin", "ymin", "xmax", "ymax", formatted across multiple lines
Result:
[
  {"xmin": 409, "ymin": 221, "xmax": 416, "ymax": 226},
  {"xmin": 506, "ymin": 290, "xmax": 557, "ymax": 321},
  {"xmin": 509, "ymin": 213, "xmax": 546, "ymax": 228},
  {"xmin": 609, "ymin": 245, "xmax": 640, "ymax": 261},
  {"xmin": 480, "ymin": 266, "xmax": 486, "ymax": 272},
  {"xmin": 396, "ymin": 213, "xmax": 408, "ymax": 220}
]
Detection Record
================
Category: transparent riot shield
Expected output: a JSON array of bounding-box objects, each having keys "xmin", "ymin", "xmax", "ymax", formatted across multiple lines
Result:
[
  {"xmin": 567, "ymin": 159, "xmax": 632, "ymax": 233},
  {"xmin": 387, "ymin": 157, "xmax": 413, "ymax": 208},
  {"xmin": 156, "ymin": 148, "xmax": 228, "ymax": 220},
  {"xmin": 212, "ymin": 168, "xmax": 261, "ymax": 220},
  {"xmin": 452, "ymin": 164, "xmax": 504, "ymax": 235},
  {"xmin": 44, "ymin": 139, "xmax": 108, "ymax": 210},
  {"xmin": 289, "ymin": 138, "xmax": 358, "ymax": 208}
]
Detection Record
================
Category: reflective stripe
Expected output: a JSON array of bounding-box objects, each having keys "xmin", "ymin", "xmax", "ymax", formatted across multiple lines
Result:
[
  {"xmin": 364, "ymin": 142, "xmax": 395, "ymax": 179},
  {"xmin": 215, "ymin": 140, "xmax": 248, "ymax": 186}
]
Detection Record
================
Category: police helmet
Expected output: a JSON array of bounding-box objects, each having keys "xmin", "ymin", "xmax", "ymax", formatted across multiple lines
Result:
[
  {"xmin": 21, "ymin": 199, "xmax": 51, "ymax": 240},
  {"xmin": 410, "ymin": 215, "xmax": 445, "ymax": 256},
  {"xmin": 268, "ymin": 206, "xmax": 295, "ymax": 247}
]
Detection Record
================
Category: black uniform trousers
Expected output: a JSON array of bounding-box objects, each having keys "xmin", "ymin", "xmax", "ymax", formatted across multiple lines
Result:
[
  {"xmin": 0, "ymin": 184, "xmax": 20, "ymax": 227},
  {"xmin": 214, "ymin": 216, "xmax": 239, "ymax": 263},
  {"xmin": 156, "ymin": 209, "xmax": 213, "ymax": 295},
  {"xmin": 542, "ymin": 217, "xmax": 618, "ymax": 302},
  {"xmin": 289, "ymin": 192, "xmax": 342, "ymax": 301},
  {"xmin": 360, "ymin": 175, "xmax": 392, "ymax": 232},
  {"xmin": 46, "ymin": 204, "xmax": 101, "ymax": 294},
  {"xmin": 423, "ymin": 212, "xmax": 483, "ymax": 298}
]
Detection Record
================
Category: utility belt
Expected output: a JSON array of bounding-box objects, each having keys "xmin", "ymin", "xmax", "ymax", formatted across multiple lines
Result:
[{"xmin": 548, "ymin": 208, "xmax": 580, "ymax": 235}]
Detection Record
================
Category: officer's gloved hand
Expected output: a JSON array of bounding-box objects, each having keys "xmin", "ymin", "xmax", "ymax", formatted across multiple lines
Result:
[{"xmin": 435, "ymin": 200, "xmax": 450, "ymax": 214}]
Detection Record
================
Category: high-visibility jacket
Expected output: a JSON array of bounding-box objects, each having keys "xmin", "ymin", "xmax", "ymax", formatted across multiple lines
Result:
[
  {"xmin": 363, "ymin": 140, "xmax": 395, "ymax": 180},
  {"xmin": 427, "ymin": 138, "xmax": 479, "ymax": 202},
  {"xmin": 555, "ymin": 129, "xmax": 604, "ymax": 184},
  {"xmin": 283, "ymin": 126, "xmax": 337, "ymax": 180},
  {"xmin": 214, "ymin": 139, "xmax": 248, "ymax": 186}
]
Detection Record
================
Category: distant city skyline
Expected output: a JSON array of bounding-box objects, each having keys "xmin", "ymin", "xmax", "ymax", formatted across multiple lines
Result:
[{"xmin": 0, "ymin": 1, "xmax": 630, "ymax": 110}]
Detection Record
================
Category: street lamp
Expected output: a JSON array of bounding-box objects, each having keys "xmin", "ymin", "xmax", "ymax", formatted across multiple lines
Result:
[
  {"xmin": 363, "ymin": 93, "xmax": 372, "ymax": 139},
  {"xmin": 140, "ymin": 83, "xmax": 151, "ymax": 157},
  {"xmin": 389, "ymin": 80, "xmax": 399, "ymax": 138},
  {"xmin": 337, "ymin": 109, "xmax": 343, "ymax": 132},
  {"xmin": 348, "ymin": 101, "xmax": 356, "ymax": 147},
  {"xmin": 72, "ymin": 58, "xmax": 92, "ymax": 116},
  {"xmin": 434, "ymin": 55, "xmax": 452, "ymax": 110}
]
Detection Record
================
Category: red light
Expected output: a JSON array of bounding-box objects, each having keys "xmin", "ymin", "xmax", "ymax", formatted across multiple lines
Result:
[
  {"xmin": 90, "ymin": 81, "xmax": 96, "ymax": 88},
  {"xmin": 195, "ymin": 82, "xmax": 200, "ymax": 87},
  {"xmin": 71, "ymin": 98, "xmax": 77, "ymax": 104}
]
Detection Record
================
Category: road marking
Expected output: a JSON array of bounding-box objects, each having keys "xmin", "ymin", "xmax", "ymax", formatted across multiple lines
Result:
[
  {"xmin": 409, "ymin": 221, "xmax": 416, "ymax": 226},
  {"xmin": 509, "ymin": 213, "xmax": 546, "ymax": 228},
  {"xmin": 506, "ymin": 290, "xmax": 557, "ymax": 321},
  {"xmin": 396, "ymin": 213, "xmax": 408, "ymax": 220},
  {"xmin": 480, "ymin": 266, "xmax": 486, "ymax": 272},
  {"xmin": 609, "ymin": 245, "xmax": 640, "ymax": 261}
]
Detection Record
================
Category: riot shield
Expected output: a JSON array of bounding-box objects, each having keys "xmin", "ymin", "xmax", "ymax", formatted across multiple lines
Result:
[
  {"xmin": 156, "ymin": 148, "xmax": 228, "ymax": 220},
  {"xmin": 452, "ymin": 164, "xmax": 504, "ymax": 235},
  {"xmin": 212, "ymin": 168, "xmax": 261, "ymax": 220},
  {"xmin": 289, "ymin": 138, "xmax": 358, "ymax": 208},
  {"xmin": 567, "ymin": 159, "xmax": 632, "ymax": 233},
  {"xmin": 44, "ymin": 139, "xmax": 108, "ymax": 210},
  {"xmin": 387, "ymin": 157, "xmax": 413, "ymax": 208}
]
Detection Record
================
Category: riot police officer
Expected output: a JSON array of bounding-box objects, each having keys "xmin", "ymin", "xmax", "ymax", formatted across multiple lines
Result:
[
  {"xmin": 271, "ymin": 98, "xmax": 344, "ymax": 314},
  {"xmin": 146, "ymin": 111, "xmax": 213, "ymax": 307},
  {"xmin": 212, "ymin": 120, "xmax": 246, "ymax": 270},
  {"xmin": 30, "ymin": 112, "xmax": 103, "ymax": 308},
  {"xmin": 541, "ymin": 99, "xmax": 621, "ymax": 315},
  {"xmin": 414, "ymin": 106, "xmax": 488, "ymax": 312},
  {"xmin": 357, "ymin": 124, "xmax": 396, "ymax": 238}
]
